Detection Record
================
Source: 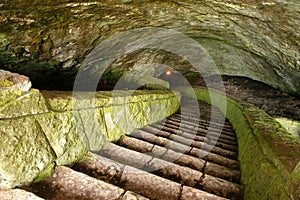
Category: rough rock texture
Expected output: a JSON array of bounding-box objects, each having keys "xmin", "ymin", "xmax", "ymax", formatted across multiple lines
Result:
[
  {"xmin": 188, "ymin": 75, "xmax": 300, "ymax": 120},
  {"xmin": 0, "ymin": 189, "xmax": 44, "ymax": 200},
  {"xmin": 275, "ymin": 117, "xmax": 300, "ymax": 139},
  {"xmin": 180, "ymin": 87, "xmax": 300, "ymax": 199},
  {"xmin": 0, "ymin": 71, "xmax": 180, "ymax": 189},
  {"xmin": 0, "ymin": 0, "xmax": 299, "ymax": 94},
  {"xmin": 23, "ymin": 166, "xmax": 125, "ymax": 200}
]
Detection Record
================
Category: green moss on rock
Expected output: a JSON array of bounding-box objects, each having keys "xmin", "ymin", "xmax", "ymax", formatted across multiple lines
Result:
[
  {"xmin": 178, "ymin": 87, "xmax": 300, "ymax": 200},
  {"xmin": 0, "ymin": 86, "xmax": 180, "ymax": 189},
  {"xmin": 275, "ymin": 117, "xmax": 300, "ymax": 140},
  {"xmin": 35, "ymin": 111, "xmax": 88, "ymax": 165},
  {"xmin": 33, "ymin": 162, "xmax": 55, "ymax": 183},
  {"xmin": 0, "ymin": 79, "xmax": 14, "ymax": 87},
  {"xmin": 0, "ymin": 85, "xmax": 22, "ymax": 107},
  {"xmin": 0, "ymin": 89, "xmax": 48, "ymax": 118},
  {"xmin": 0, "ymin": 117, "xmax": 56, "ymax": 189}
]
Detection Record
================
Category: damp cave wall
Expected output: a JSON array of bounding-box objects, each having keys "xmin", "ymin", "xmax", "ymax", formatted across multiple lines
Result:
[{"xmin": 0, "ymin": 0, "xmax": 299, "ymax": 95}]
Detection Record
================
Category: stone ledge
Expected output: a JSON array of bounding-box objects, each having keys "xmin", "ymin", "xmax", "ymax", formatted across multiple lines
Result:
[
  {"xmin": 0, "ymin": 75, "xmax": 180, "ymax": 189},
  {"xmin": 178, "ymin": 87, "xmax": 300, "ymax": 200}
]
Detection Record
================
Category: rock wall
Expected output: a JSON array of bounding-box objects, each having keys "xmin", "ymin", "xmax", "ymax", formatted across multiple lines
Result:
[
  {"xmin": 0, "ymin": 0, "xmax": 299, "ymax": 94},
  {"xmin": 0, "ymin": 70, "xmax": 180, "ymax": 189},
  {"xmin": 180, "ymin": 87, "xmax": 300, "ymax": 199}
]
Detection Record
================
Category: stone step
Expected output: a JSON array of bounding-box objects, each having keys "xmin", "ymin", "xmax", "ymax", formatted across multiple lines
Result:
[
  {"xmin": 131, "ymin": 129, "xmax": 239, "ymax": 170},
  {"xmin": 155, "ymin": 122, "xmax": 238, "ymax": 146},
  {"xmin": 98, "ymin": 143, "xmax": 241, "ymax": 199},
  {"xmin": 73, "ymin": 154, "xmax": 235, "ymax": 200},
  {"xmin": 117, "ymin": 135, "xmax": 241, "ymax": 183},
  {"xmin": 168, "ymin": 115, "xmax": 236, "ymax": 137},
  {"xmin": 0, "ymin": 189, "xmax": 44, "ymax": 200},
  {"xmin": 142, "ymin": 125, "xmax": 238, "ymax": 159},
  {"xmin": 173, "ymin": 113, "xmax": 234, "ymax": 133},
  {"xmin": 144, "ymin": 125, "xmax": 238, "ymax": 152},
  {"xmin": 160, "ymin": 119, "xmax": 237, "ymax": 143},
  {"xmin": 22, "ymin": 166, "xmax": 125, "ymax": 200}
]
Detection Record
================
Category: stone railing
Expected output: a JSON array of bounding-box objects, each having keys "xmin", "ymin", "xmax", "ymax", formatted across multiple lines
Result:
[
  {"xmin": 0, "ymin": 70, "xmax": 180, "ymax": 189},
  {"xmin": 179, "ymin": 87, "xmax": 300, "ymax": 200}
]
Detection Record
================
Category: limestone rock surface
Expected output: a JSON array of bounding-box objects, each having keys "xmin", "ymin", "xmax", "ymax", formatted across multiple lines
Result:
[{"xmin": 0, "ymin": 0, "xmax": 299, "ymax": 94}]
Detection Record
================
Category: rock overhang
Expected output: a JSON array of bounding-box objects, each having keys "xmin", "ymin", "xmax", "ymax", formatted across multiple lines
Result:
[{"xmin": 0, "ymin": 0, "xmax": 299, "ymax": 95}]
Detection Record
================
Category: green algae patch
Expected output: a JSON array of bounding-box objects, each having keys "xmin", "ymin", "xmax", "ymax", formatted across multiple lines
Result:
[
  {"xmin": 42, "ymin": 89, "xmax": 180, "ymax": 146},
  {"xmin": 0, "ymin": 85, "xmax": 23, "ymax": 107},
  {"xmin": 178, "ymin": 87, "xmax": 300, "ymax": 200},
  {"xmin": 0, "ymin": 89, "xmax": 48, "ymax": 118},
  {"xmin": 35, "ymin": 111, "xmax": 88, "ymax": 166},
  {"xmin": 75, "ymin": 109, "xmax": 108, "ymax": 152},
  {"xmin": 0, "ymin": 117, "xmax": 56, "ymax": 189},
  {"xmin": 42, "ymin": 90, "xmax": 180, "ymax": 112},
  {"xmin": 33, "ymin": 162, "xmax": 55, "ymax": 183},
  {"xmin": 98, "ymin": 91, "xmax": 180, "ymax": 142},
  {"xmin": 0, "ymin": 79, "xmax": 14, "ymax": 87}
]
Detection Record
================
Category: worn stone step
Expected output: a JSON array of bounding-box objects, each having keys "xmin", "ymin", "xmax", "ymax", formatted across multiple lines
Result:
[
  {"xmin": 23, "ymin": 166, "xmax": 125, "ymax": 200},
  {"xmin": 143, "ymin": 125, "xmax": 237, "ymax": 152},
  {"xmin": 155, "ymin": 122, "xmax": 238, "ymax": 146},
  {"xmin": 169, "ymin": 115, "xmax": 236, "ymax": 137},
  {"xmin": 72, "ymin": 154, "xmax": 150, "ymax": 200},
  {"xmin": 181, "ymin": 186, "xmax": 228, "ymax": 200},
  {"xmin": 149, "ymin": 123, "xmax": 238, "ymax": 151},
  {"xmin": 73, "ymin": 153, "xmax": 125, "ymax": 185},
  {"xmin": 98, "ymin": 143, "xmax": 241, "ymax": 199},
  {"xmin": 143, "ymin": 158, "xmax": 240, "ymax": 199},
  {"xmin": 99, "ymin": 143, "xmax": 154, "ymax": 169},
  {"xmin": 142, "ymin": 125, "xmax": 238, "ymax": 159},
  {"xmin": 74, "ymin": 153, "xmax": 240, "ymax": 199},
  {"xmin": 150, "ymin": 145, "xmax": 241, "ymax": 184},
  {"xmin": 118, "ymin": 135, "xmax": 241, "ymax": 183},
  {"xmin": 179, "ymin": 108, "xmax": 225, "ymax": 120},
  {"xmin": 173, "ymin": 113, "xmax": 234, "ymax": 133},
  {"xmin": 161, "ymin": 120, "xmax": 237, "ymax": 144},
  {"xmin": 120, "ymin": 165, "xmax": 182, "ymax": 200},
  {"xmin": 0, "ymin": 189, "xmax": 44, "ymax": 200},
  {"xmin": 131, "ymin": 129, "xmax": 239, "ymax": 170},
  {"xmin": 73, "ymin": 153, "xmax": 182, "ymax": 200}
]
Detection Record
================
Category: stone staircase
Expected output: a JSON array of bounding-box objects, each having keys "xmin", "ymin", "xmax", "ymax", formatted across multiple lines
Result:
[{"xmin": 14, "ymin": 99, "xmax": 242, "ymax": 200}]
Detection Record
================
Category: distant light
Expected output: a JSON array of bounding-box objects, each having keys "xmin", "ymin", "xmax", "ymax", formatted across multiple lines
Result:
[{"xmin": 166, "ymin": 70, "xmax": 172, "ymax": 76}]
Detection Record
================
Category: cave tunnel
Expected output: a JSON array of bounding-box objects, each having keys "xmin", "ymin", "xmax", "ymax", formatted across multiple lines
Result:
[{"xmin": 0, "ymin": 0, "xmax": 300, "ymax": 199}]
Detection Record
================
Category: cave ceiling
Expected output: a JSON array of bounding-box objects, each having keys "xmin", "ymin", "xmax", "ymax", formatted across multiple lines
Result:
[{"xmin": 0, "ymin": 0, "xmax": 299, "ymax": 94}]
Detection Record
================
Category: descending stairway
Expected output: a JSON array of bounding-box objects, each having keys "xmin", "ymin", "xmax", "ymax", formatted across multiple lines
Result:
[{"xmin": 21, "ymin": 98, "xmax": 242, "ymax": 200}]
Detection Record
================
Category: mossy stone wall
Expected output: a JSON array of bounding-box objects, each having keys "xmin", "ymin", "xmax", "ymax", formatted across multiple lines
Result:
[
  {"xmin": 0, "ymin": 87, "xmax": 180, "ymax": 189},
  {"xmin": 179, "ymin": 87, "xmax": 300, "ymax": 200}
]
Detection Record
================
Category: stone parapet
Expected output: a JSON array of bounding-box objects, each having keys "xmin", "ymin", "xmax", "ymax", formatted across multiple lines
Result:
[{"xmin": 0, "ymin": 71, "xmax": 180, "ymax": 189}]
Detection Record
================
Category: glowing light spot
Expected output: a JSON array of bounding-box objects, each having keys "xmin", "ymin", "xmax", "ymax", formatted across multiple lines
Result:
[{"xmin": 166, "ymin": 70, "xmax": 172, "ymax": 76}]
